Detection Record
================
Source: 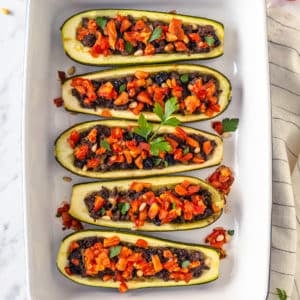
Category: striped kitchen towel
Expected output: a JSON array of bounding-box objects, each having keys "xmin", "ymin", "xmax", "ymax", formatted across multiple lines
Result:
[{"xmin": 266, "ymin": 3, "xmax": 300, "ymax": 300}]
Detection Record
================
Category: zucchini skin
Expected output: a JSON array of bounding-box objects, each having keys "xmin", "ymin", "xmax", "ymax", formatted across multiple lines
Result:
[
  {"xmin": 62, "ymin": 64, "xmax": 232, "ymax": 122},
  {"xmin": 54, "ymin": 120, "xmax": 223, "ymax": 179},
  {"xmin": 61, "ymin": 9, "xmax": 224, "ymax": 66},
  {"xmin": 56, "ymin": 230, "xmax": 220, "ymax": 290},
  {"xmin": 69, "ymin": 176, "xmax": 225, "ymax": 231}
]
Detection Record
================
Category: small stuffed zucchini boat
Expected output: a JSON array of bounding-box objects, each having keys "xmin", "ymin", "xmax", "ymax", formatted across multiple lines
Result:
[
  {"xmin": 56, "ymin": 230, "xmax": 220, "ymax": 292},
  {"xmin": 63, "ymin": 64, "xmax": 231, "ymax": 122},
  {"xmin": 69, "ymin": 176, "xmax": 225, "ymax": 231},
  {"xmin": 54, "ymin": 120, "xmax": 223, "ymax": 179},
  {"xmin": 61, "ymin": 9, "xmax": 224, "ymax": 65}
]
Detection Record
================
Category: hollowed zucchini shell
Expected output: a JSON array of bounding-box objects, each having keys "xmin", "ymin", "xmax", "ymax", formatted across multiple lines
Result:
[
  {"xmin": 62, "ymin": 64, "xmax": 232, "ymax": 122},
  {"xmin": 69, "ymin": 176, "xmax": 224, "ymax": 231},
  {"xmin": 56, "ymin": 230, "xmax": 220, "ymax": 290},
  {"xmin": 54, "ymin": 120, "xmax": 223, "ymax": 179},
  {"xmin": 61, "ymin": 9, "xmax": 224, "ymax": 66}
]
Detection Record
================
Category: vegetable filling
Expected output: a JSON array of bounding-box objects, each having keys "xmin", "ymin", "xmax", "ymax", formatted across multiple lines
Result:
[
  {"xmin": 65, "ymin": 236, "xmax": 210, "ymax": 293},
  {"xmin": 76, "ymin": 15, "xmax": 220, "ymax": 57},
  {"xmin": 84, "ymin": 180, "xmax": 220, "ymax": 227},
  {"xmin": 67, "ymin": 125, "xmax": 217, "ymax": 172},
  {"xmin": 71, "ymin": 71, "xmax": 220, "ymax": 116}
]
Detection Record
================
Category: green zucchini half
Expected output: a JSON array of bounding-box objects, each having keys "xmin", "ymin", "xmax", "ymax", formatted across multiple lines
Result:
[
  {"xmin": 54, "ymin": 120, "xmax": 223, "ymax": 179},
  {"xmin": 62, "ymin": 64, "xmax": 232, "ymax": 122},
  {"xmin": 56, "ymin": 230, "xmax": 220, "ymax": 290},
  {"xmin": 69, "ymin": 176, "xmax": 225, "ymax": 231},
  {"xmin": 61, "ymin": 9, "xmax": 224, "ymax": 66}
]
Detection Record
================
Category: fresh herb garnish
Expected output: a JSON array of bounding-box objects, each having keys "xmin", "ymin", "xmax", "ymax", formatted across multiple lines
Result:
[
  {"xmin": 154, "ymin": 158, "xmax": 162, "ymax": 166},
  {"xmin": 134, "ymin": 114, "xmax": 153, "ymax": 140},
  {"xmin": 171, "ymin": 202, "xmax": 176, "ymax": 209},
  {"xmin": 164, "ymin": 161, "xmax": 169, "ymax": 168},
  {"xmin": 276, "ymin": 288, "xmax": 287, "ymax": 300},
  {"xmin": 96, "ymin": 17, "xmax": 107, "ymax": 30},
  {"xmin": 150, "ymin": 137, "xmax": 172, "ymax": 156},
  {"xmin": 100, "ymin": 207, "xmax": 106, "ymax": 215},
  {"xmin": 134, "ymin": 98, "xmax": 180, "ymax": 156},
  {"xmin": 180, "ymin": 74, "xmax": 189, "ymax": 83},
  {"xmin": 204, "ymin": 36, "xmax": 215, "ymax": 46},
  {"xmin": 118, "ymin": 202, "xmax": 130, "ymax": 215},
  {"xmin": 227, "ymin": 229, "xmax": 235, "ymax": 236},
  {"xmin": 100, "ymin": 139, "xmax": 111, "ymax": 151},
  {"xmin": 109, "ymin": 246, "xmax": 122, "ymax": 258},
  {"xmin": 181, "ymin": 260, "xmax": 190, "ymax": 268},
  {"xmin": 149, "ymin": 27, "xmax": 162, "ymax": 42},
  {"xmin": 119, "ymin": 83, "xmax": 126, "ymax": 93},
  {"xmin": 125, "ymin": 42, "xmax": 134, "ymax": 54},
  {"xmin": 183, "ymin": 147, "xmax": 190, "ymax": 155},
  {"xmin": 222, "ymin": 118, "xmax": 239, "ymax": 133}
]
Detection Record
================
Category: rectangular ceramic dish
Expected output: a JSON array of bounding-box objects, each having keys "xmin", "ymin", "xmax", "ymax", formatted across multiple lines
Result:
[{"xmin": 23, "ymin": 0, "xmax": 271, "ymax": 299}]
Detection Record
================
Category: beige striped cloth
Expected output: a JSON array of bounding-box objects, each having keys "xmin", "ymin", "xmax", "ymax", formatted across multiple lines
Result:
[{"xmin": 266, "ymin": 3, "xmax": 300, "ymax": 300}]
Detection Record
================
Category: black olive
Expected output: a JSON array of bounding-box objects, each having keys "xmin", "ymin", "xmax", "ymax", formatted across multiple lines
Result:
[
  {"xmin": 81, "ymin": 34, "xmax": 96, "ymax": 47},
  {"xmin": 143, "ymin": 158, "xmax": 154, "ymax": 169},
  {"xmin": 124, "ymin": 131, "xmax": 133, "ymax": 140},
  {"xmin": 154, "ymin": 72, "xmax": 169, "ymax": 85},
  {"xmin": 133, "ymin": 133, "xmax": 146, "ymax": 143},
  {"xmin": 153, "ymin": 217, "xmax": 161, "ymax": 226},
  {"xmin": 91, "ymin": 80, "xmax": 101, "ymax": 91},
  {"xmin": 166, "ymin": 154, "xmax": 175, "ymax": 165},
  {"xmin": 82, "ymin": 18, "xmax": 89, "ymax": 28}
]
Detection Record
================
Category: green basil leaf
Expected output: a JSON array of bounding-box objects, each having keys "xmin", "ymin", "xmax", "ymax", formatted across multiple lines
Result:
[
  {"xmin": 183, "ymin": 147, "xmax": 190, "ymax": 155},
  {"xmin": 118, "ymin": 202, "xmax": 130, "ymax": 215},
  {"xmin": 181, "ymin": 260, "xmax": 190, "ymax": 268},
  {"xmin": 119, "ymin": 83, "xmax": 126, "ymax": 93},
  {"xmin": 149, "ymin": 27, "xmax": 163, "ymax": 42},
  {"xmin": 96, "ymin": 17, "xmax": 107, "ymax": 30},
  {"xmin": 222, "ymin": 118, "xmax": 239, "ymax": 133},
  {"xmin": 109, "ymin": 246, "xmax": 122, "ymax": 258},
  {"xmin": 100, "ymin": 139, "xmax": 111, "ymax": 151},
  {"xmin": 125, "ymin": 42, "xmax": 134, "ymax": 54},
  {"xmin": 227, "ymin": 229, "xmax": 235, "ymax": 236},
  {"xmin": 204, "ymin": 36, "xmax": 215, "ymax": 46},
  {"xmin": 180, "ymin": 74, "xmax": 189, "ymax": 83}
]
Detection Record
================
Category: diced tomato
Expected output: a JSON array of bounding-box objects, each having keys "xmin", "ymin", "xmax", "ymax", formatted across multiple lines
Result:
[
  {"xmin": 135, "ymin": 239, "xmax": 148, "ymax": 248},
  {"xmin": 97, "ymin": 82, "xmax": 117, "ymax": 100},
  {"xmin": 67, "ymin": 130, "xmax": 80, "ymax": 148},
  {"xmin": 168, "ymin": 18, "xmax": 185, "ymax": 41},
  {"xmin": 174, "ymin": 127, "xmax": 188, "ymax": 140},
  {"xmin": 53, "ymin": 97, "xmax": 63, "ymax": 107},
  {"xmin": 144, "ymin": 43, "xmax": 155, "ymax": 55},
  {"xmin": 120, "ymin": 18, "xmax": 132, "ymax": 32},
  {"xmin": 86, "ymin": 157, "xmax": 100, "ymax": 169},
  {"xmin": 212, "ymin": 121, "xmax": 223, "ymax": 135},
  {"xmin": 137, "ymin": 91, "xmax": 153, "ymax": 105},
  {"xmin": 74, "ymin": 144, "xmax": 89, "ymax": 160}
]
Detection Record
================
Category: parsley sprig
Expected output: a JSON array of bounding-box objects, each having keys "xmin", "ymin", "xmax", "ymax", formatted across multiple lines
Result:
[
  {"xmin": 134, "ymin": 97, "xmax": 180, "ymax": 156},
  {"xmin": 276, "ymin": 288, "xmax": 287, "ymax": 300}
]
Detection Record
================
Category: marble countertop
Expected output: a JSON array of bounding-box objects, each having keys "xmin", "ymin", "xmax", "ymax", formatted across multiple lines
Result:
[{"xmin": 0, "ymin": 1, "xmax": 299, "ymax": 300}]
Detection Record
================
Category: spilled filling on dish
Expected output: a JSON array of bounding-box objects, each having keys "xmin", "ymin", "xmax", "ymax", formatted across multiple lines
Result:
[
  {"xmin": 76, "ymin": 15, "xmax": 220, "ymax": 57},
  {"xmin": 84, "ymin": 180, "xmax": 220, "ymax": 227},
  {"xmin": 71, "ymin": 70, "xmax": 221, "ymax": 116},
  {"xmin": 65, "ymin": 235, "xmax": 210, "ymax": 292},
  {"xmin": 67, "ymin": 125, "xmax": 217, "ymax": 172}
]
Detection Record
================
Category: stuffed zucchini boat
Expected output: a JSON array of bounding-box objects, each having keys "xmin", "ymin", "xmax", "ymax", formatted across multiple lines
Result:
[
  {"xmin": 63, "ymin": 64, "xmax": 231, "ymax": 122},
  {"xmin": 61, "ymin": 9, "xmax": 224, "ymax": 65},
  {"xmin": 56, "ymin": 230, "xmax": 220, "ymax": 292},
  {"xmin": 69, "ymin": 176, "xmax": 225, "ymax": 231},
  {"xmin": 54, "ymin": 120, "xmax": 223, "ymax": 179}
]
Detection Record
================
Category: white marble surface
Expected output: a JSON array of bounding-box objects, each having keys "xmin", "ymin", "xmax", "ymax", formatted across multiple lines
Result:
[
  {"xmin": 0, "ymin": 0, "xmax": 26, "ymax": 299},
  {"xmin": 0, "ymin": 1, "xmax": 299, "ymax": 300}
]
